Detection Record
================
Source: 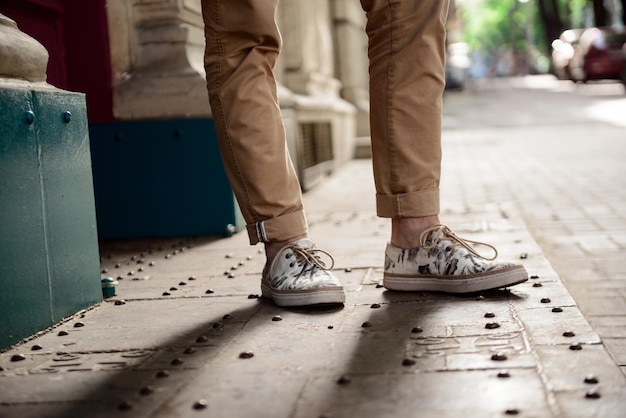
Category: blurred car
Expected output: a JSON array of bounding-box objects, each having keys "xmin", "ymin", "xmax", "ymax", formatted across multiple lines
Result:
[
  {"xmin": 445, "ymin": 42, "xmax": 471, "ymax": 90},
  {"xmin": 551, "ymin": 28, "xmax": 584, "ymax": 80},
  {"xmin": 568, "ymin": 26, "xmax": 626, "ymax": 83}
]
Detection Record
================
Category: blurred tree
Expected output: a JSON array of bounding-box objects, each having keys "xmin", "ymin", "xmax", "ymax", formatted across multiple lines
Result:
[
  {"xmin": 458, "ymin": 0, "xmax": 623, "ymax": 76},
  {"xmin": 591, "ymin": 0, "xmax": 608, "ymax": 26},
  {"xmin": 537, "ymin": 0, "xmax": 563, "ymax": 54}
]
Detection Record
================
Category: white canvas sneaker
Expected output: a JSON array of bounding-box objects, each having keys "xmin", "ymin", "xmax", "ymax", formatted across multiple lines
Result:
[
  {"xmin": 261, "ymin": 239, "xmax": 345, "ymax": 307},
  {"xmin": 384, "ymin": 224, "xmax": 528, "ymax": 293}
]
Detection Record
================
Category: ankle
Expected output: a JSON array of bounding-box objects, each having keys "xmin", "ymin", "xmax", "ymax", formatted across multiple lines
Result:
[
  {"xmin": 390, "ymin": 215, "xmax": 440, "ymax": 249},
  {"xmin": 264, "ymin": 234, "xmax": 307, "ymax": 261}
]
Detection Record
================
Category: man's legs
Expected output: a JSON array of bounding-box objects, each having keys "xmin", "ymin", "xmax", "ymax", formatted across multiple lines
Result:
[
  {"xmin": 202, "ymin": 0, "xmax": 344, "ymax": 306},
  {"xmin": 361, "ymin": 0, "xmax": 528, "ymax": 292}
]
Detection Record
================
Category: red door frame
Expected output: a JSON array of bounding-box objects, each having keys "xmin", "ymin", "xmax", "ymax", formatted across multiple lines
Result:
[{"xmin": 0, "ymin": 0, "xmax": 114, "ymax": 123}]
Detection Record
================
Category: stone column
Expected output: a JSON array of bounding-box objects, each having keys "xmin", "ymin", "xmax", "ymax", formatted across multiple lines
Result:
[
  {"xmin": 0, "ymin": 14, "xmax": 48, "ymax": 83},
  {"xmin": 277, "ymin": 0, "xmax": 356, "ymax": 189},
  {"xmin": 106, "ymin": 0, "xmax": 210, "ymax": 119},
  {"xmin": 279, "ymin": 0, "xmax": 341, "ymax": 96},
  {"xmin": 331, "ymin": 0, "xmax": 370, "ymax": 137}
]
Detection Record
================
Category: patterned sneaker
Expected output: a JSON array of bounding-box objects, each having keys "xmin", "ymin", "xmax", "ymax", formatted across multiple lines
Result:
[
  {"xmin": 383, "ymin": 224, "xmax": 528, "ymax": 293},
  {"xmin": 261, "ymin": 239, "xmax": 345, "ymax": 307}
]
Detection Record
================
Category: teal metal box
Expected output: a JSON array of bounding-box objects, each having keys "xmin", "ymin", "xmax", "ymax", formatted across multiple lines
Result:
[
  {"xmin": 0, "ymin": 84, "xmax": 102, "ymax": 350},
  {"xmin": 88, "ymin": 119, "xmax": 243, "ymax": 239}
]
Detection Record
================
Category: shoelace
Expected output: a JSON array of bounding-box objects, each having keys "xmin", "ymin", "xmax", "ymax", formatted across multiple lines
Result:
[
  {"xmin": 284, "ymin": 244, "xmax": 335, "ymax": 271},
  {"xmin": 419, "ymin": 224, "xmax": 498, "ymax": 261}
]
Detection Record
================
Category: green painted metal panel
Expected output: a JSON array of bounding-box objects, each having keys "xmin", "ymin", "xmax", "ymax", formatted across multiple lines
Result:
[
  {"xmin": 33, "ymin": 90, "xmax": 102, "ymax": 322},
  {"xmin": 0, "ymin": 86, "xmax": 101, "ymax": 350},
  {"xmin": 0, "ymin": 87, "xmax": 54, "ymax": 347},
  {"xmin": 89, "ymin": 119, "xmax": 243, "ymax": 239}
]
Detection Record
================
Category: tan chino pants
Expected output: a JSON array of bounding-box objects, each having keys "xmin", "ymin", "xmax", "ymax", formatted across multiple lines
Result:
[{"xmin": 202, "ymin": 0, "xmax": 449, "ymax": 245}]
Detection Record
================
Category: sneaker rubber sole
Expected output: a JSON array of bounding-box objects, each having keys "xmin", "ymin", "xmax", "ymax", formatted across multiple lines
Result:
[
  {"xmin": 261, "ymin": 283, "xmax": 345, "ymax": 307},
  {"xmin": 383, "ymin": 265, "xmax": 528, "ymax": 293}
]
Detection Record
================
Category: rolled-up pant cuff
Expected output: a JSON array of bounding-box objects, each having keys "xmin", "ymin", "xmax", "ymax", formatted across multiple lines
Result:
[
  {"xmin": 245, "ymin": 210, "xmax": 308, "ymax": 245},
  {"xmin": 376, "ymin": 188, "xmax": 440, "ymax": 218}
]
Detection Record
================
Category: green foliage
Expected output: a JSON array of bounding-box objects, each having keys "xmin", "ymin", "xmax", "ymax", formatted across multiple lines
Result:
[
  {"xmin": 563, "ymin": 0, "xmax": 588, "ymax": 27},
  {"xmin": 459, "ymin": 0, "xmax": 534, "ymax": 55},
  {"xmin": 456, "ymin": 0, "xmax": 589, "ymax": 73}
]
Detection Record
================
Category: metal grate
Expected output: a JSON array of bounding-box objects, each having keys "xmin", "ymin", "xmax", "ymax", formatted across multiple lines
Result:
[
  {"xmin": 296, "ymin": 122, "xmax": 334, "ymax": 190},
  {"xmin": 297, "ymin": 122, "xmax": 333, "ymax": 169}
]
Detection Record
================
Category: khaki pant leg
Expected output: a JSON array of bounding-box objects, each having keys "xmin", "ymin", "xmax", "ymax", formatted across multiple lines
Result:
[
  {"xmin": 361, "ymin": 0, "xmax": 449, "ymax": 218},
  {"xmin": 202, "ymin": 0, "xmax": 308, "ymax": 244}
]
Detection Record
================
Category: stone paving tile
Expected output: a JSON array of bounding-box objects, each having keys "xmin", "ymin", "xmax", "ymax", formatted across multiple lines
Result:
[
  {"xmin": 0, "ymin": 298, "xmax": 261, "ymax": 354},
  {"xmin": 292, "ymin": 370, "xmax": 550, "ymax": 418},
  {"xmin": 553, "ymin": 388, "xmax": 626, "ymax": 418},
  {"xmin": 535, "ymin": 344, "xmax": 626, "ymax": 392},
  {"xmin": 587, "ymin": 316, "xmax": 626, "ymax": 338},
  {"xmin": 568, "ymin": 289, "xmax": 626, "ymax": 317},
  {"xmin": 603, "ymin": 338, "xmax": 626, "ymax": 366},
  {"xmin": 0, "ymin": 369, "xmax": 196, "ymax": 418}
]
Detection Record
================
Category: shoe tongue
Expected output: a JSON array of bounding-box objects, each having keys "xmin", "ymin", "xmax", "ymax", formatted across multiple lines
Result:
[
  {"xmin": 425, "ymin": 228, "xmax": 447, "ymax": 245},
  {"xmin": 292, "ymin": 238, "xmax": 315, "ymax": 249}
]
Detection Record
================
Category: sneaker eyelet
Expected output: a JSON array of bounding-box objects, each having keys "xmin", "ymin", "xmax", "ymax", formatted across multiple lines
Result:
[{"xmin": 289, "ymin": 262, "xmax": 295, "ymax": 267}]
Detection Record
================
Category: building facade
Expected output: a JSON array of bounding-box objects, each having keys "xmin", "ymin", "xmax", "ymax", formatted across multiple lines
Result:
[{"xmin": 1, "ymin": 0, "xmax": 370, "ymax": 239}]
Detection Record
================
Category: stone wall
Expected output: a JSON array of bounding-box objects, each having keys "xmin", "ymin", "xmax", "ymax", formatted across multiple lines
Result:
[{"xmin": 105, "ymin": 0, "xmax": 370, "ymax": 183}]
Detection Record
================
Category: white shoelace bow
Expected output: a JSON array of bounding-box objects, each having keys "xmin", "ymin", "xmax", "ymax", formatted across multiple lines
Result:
[
  {"xmin": 419, "ymin": 224, "xmax": 499, "ymax": 261},
  {"xmin": 284, "ymin": 244, "xmax": 335, "ymax": 271}
]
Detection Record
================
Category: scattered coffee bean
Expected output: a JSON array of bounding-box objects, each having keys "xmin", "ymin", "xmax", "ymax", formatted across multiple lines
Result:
[
  {"xmin": 585, "ymin": 389, "xmax": 601, "ymax": 399},
  {"xmin": 139, "ymin": 386, "xmax": 154, "ymax": 396},
  {"xmin": 336, "ymin": 375, "xmax": 351, "ymax": 385},
  {"xmin": 193, "ymin": 399, "xmax": 208, "ymax": 410},
  {"xmin": 118, "ymin": 400, "xmax": 133, "ymax": 411}
]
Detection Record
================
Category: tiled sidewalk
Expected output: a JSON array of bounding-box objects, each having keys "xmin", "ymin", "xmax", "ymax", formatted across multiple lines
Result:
[
  {"xmin": 441, "ymin": 76, "xmax": 626, "ymax": 377},
  {"xmin": 1, "ymin": 158, "xmax": 624, "ymax": 418}
]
